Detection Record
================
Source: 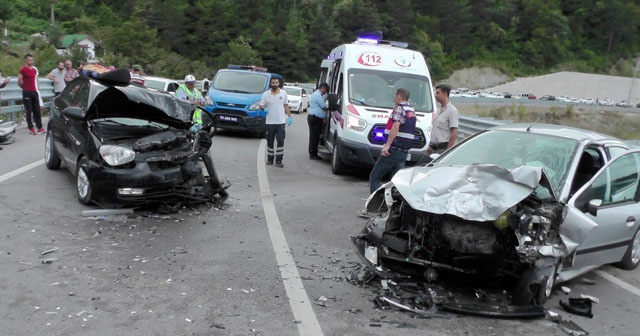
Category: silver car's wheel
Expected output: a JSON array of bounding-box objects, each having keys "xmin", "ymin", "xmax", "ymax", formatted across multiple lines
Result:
[
  {"xmin": 618, "ymin": 228, "xmax": 640, "ymax": 270},
  {"xmin": 76, "ymin": 158, "xmax": 93, "ymax": 205}
]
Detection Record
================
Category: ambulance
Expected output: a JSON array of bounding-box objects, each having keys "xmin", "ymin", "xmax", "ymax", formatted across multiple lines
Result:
[{"xmin": 316, "ymin": 36, "xmax": 435, "ymax": 174}]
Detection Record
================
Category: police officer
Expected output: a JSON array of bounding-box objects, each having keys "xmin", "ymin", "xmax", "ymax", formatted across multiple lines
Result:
[{"xmin": 177, "ymin": 75, "xmax": 206, "ymax": 130}]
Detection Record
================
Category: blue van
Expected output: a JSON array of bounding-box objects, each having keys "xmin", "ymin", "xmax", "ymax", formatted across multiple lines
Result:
[{"xmin": 204, "ymin": 65, "xmax": 283, "ymax": 136}]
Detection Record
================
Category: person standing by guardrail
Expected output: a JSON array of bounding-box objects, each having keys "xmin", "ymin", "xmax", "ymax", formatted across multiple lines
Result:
[
  {"xmin": 46, "ymin": 61, "xmax": 66, "ymax": 96},
  {"xmin": 0, "ymin": 70, "xmax": 9, "ymax": 89},
  {"xmin": 17, "ymin": 53, "xmax": 45, "ymax": 135},
  {"xmin": 427, "ymin": 83, "xmax": 459, "ymax": 156},
  {"xmin": 64, "ymin": 59, "xmax": 79, "ymax": 83}
]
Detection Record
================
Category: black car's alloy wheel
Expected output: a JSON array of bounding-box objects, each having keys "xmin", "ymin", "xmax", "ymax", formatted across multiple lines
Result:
[
  {"xmin": 76, "ymin": 157, "xmax": 93, "ymax": 205},
  {"xmin": 44, "ymin": 130, "xmax": 61, "ymax": 170}
]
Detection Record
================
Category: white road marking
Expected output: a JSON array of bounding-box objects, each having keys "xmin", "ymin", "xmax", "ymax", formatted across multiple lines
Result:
[
  {"xmin": 595, "ymin": 270, "xmax": 640, "ymax": 297},
  {"xmin": 0, "ymin": 159, "xmax": 44, "ymax": 183},
  {"xmin": 257, "ymin": 140, "xmax": 324, "ymax": 336}
]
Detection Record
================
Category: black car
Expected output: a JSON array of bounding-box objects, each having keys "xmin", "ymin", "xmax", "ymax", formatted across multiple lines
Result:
[{"xmin": 44, "ymin": 69, "xmax": 227, "ymax": 207}]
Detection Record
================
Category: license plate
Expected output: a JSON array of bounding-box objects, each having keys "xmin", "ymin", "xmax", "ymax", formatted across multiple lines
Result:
[
  {"xmin": 219, "ymin": 115, "xmax": 238, "ymax": 122},
  {"xmin": 406, "ymin": 153, "xmax": 412, "ymax": 161}
]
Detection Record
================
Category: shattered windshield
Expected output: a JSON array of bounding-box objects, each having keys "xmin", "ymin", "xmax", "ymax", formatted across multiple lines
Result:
[
  {"xmin": 348, "ymin": 69, "xmax": 434, "ymax": 112},
  {"xmin": 435, "ymin": 130, "xmax": 579, "ymax": 193},
  {"xmin": 212, "ymin": 71, "xmax": 268, "ymax": 94}
]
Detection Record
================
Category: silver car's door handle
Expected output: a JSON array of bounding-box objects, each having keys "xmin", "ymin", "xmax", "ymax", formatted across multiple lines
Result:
[{"xmin": 626, "ymin": 216, "xmax": 636, "ymax": 228}]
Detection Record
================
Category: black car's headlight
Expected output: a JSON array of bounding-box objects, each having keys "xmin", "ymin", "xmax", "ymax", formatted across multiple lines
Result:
[{"xmin": 99, "ymin": 145, "xmax": 135, "ymax": 166}]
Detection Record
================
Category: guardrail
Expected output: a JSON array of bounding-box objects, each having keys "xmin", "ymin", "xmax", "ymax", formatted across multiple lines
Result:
[
  {"xmin": 0, "ymin": 79, "xmax": 56, "ymax": 121},
  {"xmin": 457, "ymin": 115, "xmax": 510, "ymax": 140}
]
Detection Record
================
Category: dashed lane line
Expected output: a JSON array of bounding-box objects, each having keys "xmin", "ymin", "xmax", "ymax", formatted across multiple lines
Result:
[
  {"xmin": 257, "ymin": 140, "xmax": 324, "ymax": 336},
  {"xmin": 0, "ymin": 159, "xmax": 44, "ymax": 184}
]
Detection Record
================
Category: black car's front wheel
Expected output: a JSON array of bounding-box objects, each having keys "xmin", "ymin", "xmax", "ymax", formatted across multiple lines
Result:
[
  {"xmin": 76, "ymin": 157, "xmax": 93, "ymax": 205},
  {"xmin": 44, "ymin": 130, "xmax": 61, "ymax": 170}
]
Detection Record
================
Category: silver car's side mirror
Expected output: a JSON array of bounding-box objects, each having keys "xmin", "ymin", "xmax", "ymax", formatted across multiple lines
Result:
[{"xmin": 587, "ymin": 199, "xmax": 603, "ymax": 216}]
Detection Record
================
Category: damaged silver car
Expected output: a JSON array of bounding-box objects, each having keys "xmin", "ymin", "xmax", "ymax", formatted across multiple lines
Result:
[{"xmin": 353, "ymin": 124, "xmax": 640, "ymax": 306}]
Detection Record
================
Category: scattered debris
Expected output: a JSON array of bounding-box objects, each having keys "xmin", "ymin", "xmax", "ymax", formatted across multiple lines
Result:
[
  {"xmin": 579, "ymin": 294, "xmax": 599, "ymax": 304},
  {"xmin": 41, "ymin": 258, "xmax": 57, "ymax": 264},
  {"xmin": 557, "ymin": 319, "xmax": 589, "ymax": 336},
  {"xmin": 561, "ymin": 286, "xmax": 571, "ymax": 294},
  {"xmin": 559, "ymin": 298, "xmax": 594, "ymax": 318},
  {"xmin": 82, "ymin": 208, "xmax": 136, "ymax": 217},
  {"xmin": 40, "ymin": 247, "xmax": 60, "ymax": 255}
]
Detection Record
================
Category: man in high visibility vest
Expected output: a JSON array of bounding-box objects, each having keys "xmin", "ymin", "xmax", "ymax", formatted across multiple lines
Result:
[{"xmin": 176, "ymin": 74, "xmax": 206, "ymax": 130}]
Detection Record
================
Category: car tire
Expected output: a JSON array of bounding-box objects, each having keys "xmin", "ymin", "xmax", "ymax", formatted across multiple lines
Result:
[
  {"xmin": 331, "ymin": 139, "xmax": 348, "ymax": 175},
  {"xmin": 44, "ymin": 130, "xmax": 61, "ymax": 170},
  {"xmin": 76, "ymin": 157, "xmax": 93, "ymax": 205},
  {"xmin": 512, "ymin": 257, "xmax": 558, "ymax": 306},
  {"xmin": 617, "ymin": 227, "xmax": 640, "ymax": 270}
]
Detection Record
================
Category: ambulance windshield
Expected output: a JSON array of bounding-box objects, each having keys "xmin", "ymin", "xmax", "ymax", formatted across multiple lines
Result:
[{"xmin": 348, "ymin": 70, "xmax": 434, "ymax": 112}]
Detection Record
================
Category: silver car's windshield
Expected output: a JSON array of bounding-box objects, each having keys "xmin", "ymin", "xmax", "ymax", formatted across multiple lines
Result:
[
  {"xmin": 213, "ymin": 71, "xmax": 268, "ymax": 94},
  {"xmin": 435, "ymin": 130, "xmax": 579, "ymax": 192},
  {"xmin": 348, "ymin": 69, "xmax": 434, "ymax": 112}
]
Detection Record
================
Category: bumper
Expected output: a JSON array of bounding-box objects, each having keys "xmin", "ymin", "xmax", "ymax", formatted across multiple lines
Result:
[
  {"xmin": 86, "ymin": 159, "xmax": 209, "ymax": 204},
  {"xmin": 337, "ymin": 137, "xmax": 428, "ymax": 168},
  {"xmin": 288, "ymin": 103, "xmax": 302, "ymax": 112}
]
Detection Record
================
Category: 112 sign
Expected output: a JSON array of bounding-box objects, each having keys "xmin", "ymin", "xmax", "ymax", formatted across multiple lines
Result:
[{"xmin": 357, "ymin": 52, "xmax": 382, "ymax": 66}]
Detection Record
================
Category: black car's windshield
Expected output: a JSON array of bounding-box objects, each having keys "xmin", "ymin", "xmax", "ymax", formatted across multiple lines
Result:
[
  {"xmin": 435, "ymin": 130, "xmax": 580, "ymax": 193},
  {"xmin": 92, "ymin": 118, "xmax": 170, "ymax": 130},
  {"xmin": 348, "ymin": 69, "xmax": 434, "ymax": 112},
  {"xmin": 212, "ymin": 71, "xmax": 268, "ymax": 94}
]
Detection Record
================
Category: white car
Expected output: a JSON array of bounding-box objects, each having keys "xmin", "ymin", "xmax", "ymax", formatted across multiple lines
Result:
[
  {"xmin": 143, "ymin": 76, "xmax": 182, "ymax": 96},
  {"xmin": 283, "ymin": 86, "xmax": 310, "ymax": 113}
]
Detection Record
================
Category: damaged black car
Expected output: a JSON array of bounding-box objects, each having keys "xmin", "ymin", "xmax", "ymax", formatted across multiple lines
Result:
[
  {"xmin": 353, "ymin": 124, "xmax": 640, "ymax": 307},
  {"xmin": 44, "ymin": 69, "xmax": 227, "ymax": 207}
]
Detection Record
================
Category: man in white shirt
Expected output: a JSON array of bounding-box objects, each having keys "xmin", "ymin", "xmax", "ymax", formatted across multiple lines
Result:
[{"xmin": 259, "ymin": 77, "xmax": 291, "ymax": 168}]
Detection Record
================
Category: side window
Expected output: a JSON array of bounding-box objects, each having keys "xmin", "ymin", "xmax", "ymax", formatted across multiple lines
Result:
[
  {"xmin": 588, "ymin": 152, "xmax": 640, "ymax": 205},
  {"xmin": 58, "ymin": 80, "xmax": 84, "ymax": 110},
  {"xmin": 71, "ymin": 83, "xmax": 90, "ymax": 110},
  {"xmin": 608, "ymin": 146, "xmax": 628, "ymax": 160}
]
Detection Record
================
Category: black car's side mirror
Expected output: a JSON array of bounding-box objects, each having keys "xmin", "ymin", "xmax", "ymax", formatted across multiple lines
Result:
[
  {"xmin": 327, "ymin": 93, "xmax": 340, "ymax": 111},
  {"xmin": 62, "ymin": 106, "xmax": 84, "ymax": 121}
]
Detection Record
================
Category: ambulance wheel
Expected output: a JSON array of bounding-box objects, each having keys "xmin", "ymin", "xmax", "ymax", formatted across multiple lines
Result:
[{"xmin": 331, "ymin": 140, "xmax": 348, "ymax": 175}]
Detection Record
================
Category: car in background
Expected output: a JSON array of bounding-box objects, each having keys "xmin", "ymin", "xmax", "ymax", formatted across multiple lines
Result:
[
  {"xmin": 539, "ymin": 95, "xmax": 556, "ymax": 100},
  {"xmin": 617, "ymin": 100, "xmax": 632, "ymax": 108},
  {"xmin": 502, "ymin": 92, "xmax": 512, "ymax": 98},
  {"xmin": 44, "ymin": 69, "xmax": 227, "ymax": 207},
  {"xmin": 353, "ymin": 123, "xmax": 638, "ymax": 307},
  {"xmin": 144, "ymin": 76, "xmax": 182, "ymax": 96},
  {"xmin": 599, "ymin": 98, "xmax": 615, "ymax": 106},
  {"xmin": 283, "ymin": 85, "xmax": 310, "ymax": 113},
  {"xmin": 579, "ymin": 97, "xmax": 595, "ymax": 105}
]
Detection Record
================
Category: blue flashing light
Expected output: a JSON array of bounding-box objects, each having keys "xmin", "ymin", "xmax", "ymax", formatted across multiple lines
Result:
[
  {"xmin": 356, "ymin": 37, "xmax": 379, "ymax": 45},
  {"xmin": 375, "ymin": 131, "xmax": 384, "ymax": 139}
]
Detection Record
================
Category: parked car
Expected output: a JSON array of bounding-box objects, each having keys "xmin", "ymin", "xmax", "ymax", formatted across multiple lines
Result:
[
  {"xmin": 283, "ymin": 85, "xmax": 310, "ymax": 113},
  {"xmin": 353, "ymin": 123, "xmax": 637, "ymax": 308},
  {"xmin": 539, "ymin": 95, "xmax": 556, "ymax": 100},
  {"xmin": 617, "ymin": 100, "xmax": 632, "ymax": 108},
  {"xmin": 143, "ymin": 76, "xmax": 182, "ymax": 96},
  {"xmin": 502, "ymin": 92, "xmax": 512, "ymax": 98},
  {"xmin": 44, "ymin": 69, "xmax": 228, "ymax": 207},
  {"xmin": 599, "ymin": 98, "xmax": 615, "ymax": 106},
  {"xmin": 579, "ymin": 97, "xmax": 595, "ymax": 105}
]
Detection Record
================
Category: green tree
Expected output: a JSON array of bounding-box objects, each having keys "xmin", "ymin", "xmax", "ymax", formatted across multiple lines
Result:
[{"xmin": 214, "ymin": 35, "xmax": 262, "ymax": 71}]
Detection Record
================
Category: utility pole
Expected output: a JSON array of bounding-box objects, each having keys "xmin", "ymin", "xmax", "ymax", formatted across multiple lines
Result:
[
  {"xmin": 627, "ymin": 58, "xmax": 639, "ymax": 105},
  {"xmin": 50, "ymin": 0, "xmax": 55, "ymax": 28}
]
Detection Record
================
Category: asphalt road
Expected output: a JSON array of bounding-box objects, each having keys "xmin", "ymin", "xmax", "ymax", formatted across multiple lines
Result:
[{"xmin": 2, "ymin": 113, "xmax": 640, "ymax": 336}]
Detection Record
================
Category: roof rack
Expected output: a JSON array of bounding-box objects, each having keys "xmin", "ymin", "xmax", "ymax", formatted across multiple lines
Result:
[
  {"xmin": 227, "ymin": 64, "xmax": 268, "ymax": 72},
  {"xmin": 354, "ymin": 37, "xmax": 408, "ymax": 48}
]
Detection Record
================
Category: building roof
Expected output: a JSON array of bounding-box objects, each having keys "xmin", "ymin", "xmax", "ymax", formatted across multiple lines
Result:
[{"xmin": 57, "ymin": 34, "xmax": 99, "ymax": 49}]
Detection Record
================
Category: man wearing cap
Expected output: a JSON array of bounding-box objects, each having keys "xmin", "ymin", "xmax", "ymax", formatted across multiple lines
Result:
[
  {"xmin": 427, "ymin": 83, "xmax": 459, "ymax": 157},
  {"xmin": 177, "ymin": 75, "xmax": 206, "ymax": 131}
]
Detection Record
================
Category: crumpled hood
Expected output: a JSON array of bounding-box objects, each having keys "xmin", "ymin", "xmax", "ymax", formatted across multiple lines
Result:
[
  {"xmin": 378, "ymin": 164, "xmax": 555, "ymax": 222},
  {"xmin": 86, "ymin": 86, "xmax": 195, "ymax": 129}
]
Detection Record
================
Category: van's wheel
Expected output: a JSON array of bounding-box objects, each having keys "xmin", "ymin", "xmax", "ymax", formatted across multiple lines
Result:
[
  {"xmin": 617, "ymin": 227, "xmax": 640, "ymax": 270},
  {"xmin": 76, "ymin": 157, "xmax": 93, "ymax": 205},
  {"xmin": 512, "ymin": 257, "xmax": 558, "ymax": 306},
  {"xmin": 331, "ymin": 140, "xmax": 348, "ymax": 175},
  {"xmin": 44, "ymin": 130, "xmax": 61, "ymax": 170}
]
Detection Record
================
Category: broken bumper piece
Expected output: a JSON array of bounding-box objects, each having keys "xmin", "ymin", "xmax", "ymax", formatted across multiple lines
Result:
[{"xmin": 439, "ymin": 302, "xmax": 546, "ymax": 319}]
